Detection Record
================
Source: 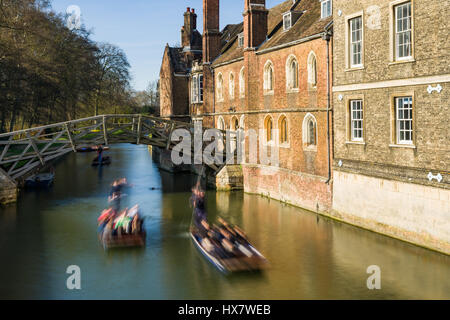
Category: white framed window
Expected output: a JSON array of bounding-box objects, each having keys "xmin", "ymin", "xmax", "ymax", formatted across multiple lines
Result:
[
  {"xmin": 350, "ymin": 16, "xmax": 363, "ymax": 67},
  {"xmin": 263, "ymin": 61, "xmax": 274, "ymax": 93},
  {"xmin": 191, "ymin": 74, "xmax": 203, "ymax": 103},
  {"xmin": 395, "ymin": 2, "xmax": 412, "ymax": 60},
  {"xmin": 307, "ymin": 52, "xmax": 317, "ymax": 87},
  {"xmin": 395, "ymin": 96, "xmax": 413, "ymax": 144},
  {"xmin": 321, "ymin": 0, "xmax": 332, "ymax": 19},
  {"xmin": 286, "ymin": 55, "xmax": 299, "ymax": 90},
  {"xmin": 239, "ymin": 67, "xmax": 245, "ymax": 98},
  {"xmin": 350, "ymin": 100, "xmax": 363, "ymax": 141},
  {"xmin": 238, "ymin": 33, "xmax": 244, "ymax": 48},
  {"xmin": 217, "ymin": 73, "xmax": 224, "ymax": 101},
  {"xmin": 283, "ymin": 13, "xmax": 292, "ymax": 31},
  {"xmin": 302, "ymin": 113, "xmax": 318, "ymax": 149},
  {"xmin": 229, "ymin": 72, "xmax": 235, "ymax": 99}
]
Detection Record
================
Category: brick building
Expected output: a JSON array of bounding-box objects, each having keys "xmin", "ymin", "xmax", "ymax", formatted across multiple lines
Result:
[
  {"xmin": 186, "ymin": 0, "xmax": 334, "ymax": 212},
  {"xmin": 159, "ymin": 7, "xmax": 202, "ymax": 121},
  {"xmin": 332, "ymin": 0, "xmax": 450, "ymax": 253}
]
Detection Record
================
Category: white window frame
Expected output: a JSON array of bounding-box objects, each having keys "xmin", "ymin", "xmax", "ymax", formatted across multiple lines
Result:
[
  {"xmin": 307, "ymin": 52, "xmax": 317, "ymax": 87},
  {"xmin": 283, "ymin": 12, "xmax": 292, "ymax": 31},
  {"xmin": 395, "ymin": 96, "xmax": 413, "ymax": 145},
  {"xmin": 229, "ymin": 72, "xmax": 235, "ymax": 99},
  {"xmin": 237, "ymin": 33, "xmax": 244, "ymax": 48},
  {"xmin": 239, "ymin": 67, "xmax": 245, "ymax": 98},
  {"xmin": 286, "ymin": 55, "xmax": 299, "ymax": 91},
  {"xmin": 350, "ymin": 100, "xmax": 364, "ymax": 142},
  {"xmin": 321, "ymin": 0, "xmax": 332, "ymax": 19},
  {"xmin": 263, "ymin": 61, "xmax": 274, "ymax": 94},
  {"xmin": 217, "ymin": 73, "xmax": 224, "ymax": 101},
  {"xmin": 349, "ymin": 16, "xmax": 363, "ymax": 68},
  {"xmin": 191, "ymin": 74, "xmax": 203, "ymax": 103},
  {"xmin": 394, "ymin": 1, "xmax": 412, "ymax": 61}
]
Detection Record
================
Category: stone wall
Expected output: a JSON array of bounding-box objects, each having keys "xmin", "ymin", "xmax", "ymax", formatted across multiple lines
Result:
[
  {"xmin": 0, "ymin": 169, "xmax": 17, "ymax": 205},
  {"xmin": 332, "ymin": 170, "xmax": 450, "ymax": 254}
]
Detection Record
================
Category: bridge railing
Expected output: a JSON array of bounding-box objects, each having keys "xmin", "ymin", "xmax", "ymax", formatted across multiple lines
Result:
[{"xmin": 0, "ymin": 114, "xmax": 235, "ymax": 182}]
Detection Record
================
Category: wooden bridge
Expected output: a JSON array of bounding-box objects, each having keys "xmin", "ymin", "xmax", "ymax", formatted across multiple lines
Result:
[{"xmin": 0, "ymin": 114, "xmax": 234, "ymax": 183}]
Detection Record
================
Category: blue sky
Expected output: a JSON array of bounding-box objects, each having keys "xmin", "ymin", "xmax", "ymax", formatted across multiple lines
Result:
[{"xmin": 51, "ymin": 0, "xmax": 280, "ymax": 91}]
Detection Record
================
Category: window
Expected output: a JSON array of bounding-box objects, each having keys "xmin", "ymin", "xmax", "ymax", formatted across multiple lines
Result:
[
  {"xmin": 239, "ymin": 67, "xmax": 245, "ymax": 98},
  {"xmin": 350, "ymin": 100, "xmax": 363, "ymax": 141},
  {"xmin": 217, "ymin": 73, "xmax": 223, "ymax": 101},
  {"xmin": 264, "ymin": 116, "xmax": 273, "ymax": 142},
  {"xmin": 283, "ymin": 13, "xmax": 292, "ymax": 31},
  {"xmin": 191, "ymin": 74, "xmax": 203, "ymax": 103},
  {"xmin": 263, "ymin": 61, "xmax": 274, "ymax": 93},
  {"xmin": 302, "ymin": 113, "xmax": 317, "ymax": 148},
  {"xmin": 238, "ymin": 33, "xmax": 244, "ymax": 48},
  {"xmin": 229, "ymin": 73, "xmax": 235, "ymax": 99},
  {"xmin": 279, "ymin": 115, "xmax": 288, "ymax": 144},
  {"xmin": 395, "ymin": 96, "xmax": 413, "ymax": 144},
  {"xmin": 307, "ymin": 52, "xmax": 317, "ymax": 87},
  {"xmin": 217, "ymin": 116, "xmax": 225, "ymax": 130},
  {"xmin": 395, "ymin": 2, "xmax": 412, "ymax": 60},
  {"xmin": 286, "ymin": 56, "xmax": 299, "ymax": 90},
  {"xmin": 231, "ymin": 116, "xmax": 239, "ymax": 131},
  {"xmin": 321, "ymin": 0, "xmax": 332, "ymax": 19},
  {"xmin": 307, "ymin": 120, "xmax": 316, "ymax": 146},
  {"xmin": 350, "ymin": 16, "xmax": 363, "ymax": 67}
]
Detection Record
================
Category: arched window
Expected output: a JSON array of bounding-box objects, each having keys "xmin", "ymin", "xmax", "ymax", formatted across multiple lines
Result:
[
  {"xmin": 263, "ymin": 61, "xmax": 274, "ymax": 92},
  {"xmin": 217, "ymin": 116, "xmax": 225, "ymax": 130},
  {"xmin": 229, "ymin": 72, "xmax": 235, "ymax": 99},
  {"xmin": 264, "ymin": 116, "xmax": 273, "ymax": 142},
  {"xmin": 231, "ymin": 116, "xmax": 239, "ymax": 131},
  {"xmin": 279, "ymin": 115, "xmax": 288, "ymax": 143},
  {"xmin": 239, "ymin": 67, "xmax": 245, "ymax": 98},
  {"xmin": 307, "ymin": 52, "xmax": 317, "ymax": 87},
  {"xmin": 239, "ymin": 115, "xmax": 245, "ymax": 130},
  {"xmin": 286, "ymin": 55, "xmax": 299, "ymax": 90},
  {"xmin": 217, "ymin": 73, "xmax": 224, "ymax": 101},
  {"xmin": 302, "ymin": 113, "xmax": 317, "ymax": 148}
]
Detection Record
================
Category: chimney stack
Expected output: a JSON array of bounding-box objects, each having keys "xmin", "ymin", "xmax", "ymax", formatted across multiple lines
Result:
[
  {"xmin": 243, "ymin": 0, "xmax": 268, "ymax": 49},
  {"xmin": 203, "ymin": 0, "xmax": 221, "ymax": 63},
  {"xmin": 181, "ymin": 7, "xmax": 197, "ymax": 48}
]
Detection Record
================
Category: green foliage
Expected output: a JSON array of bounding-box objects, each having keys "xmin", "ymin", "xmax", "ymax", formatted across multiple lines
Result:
[{"xmin": 0, "ymin": 0, "xmax": 138, "ymax": 133}]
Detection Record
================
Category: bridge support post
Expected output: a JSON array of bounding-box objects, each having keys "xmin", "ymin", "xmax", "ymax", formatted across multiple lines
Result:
[
  {"xmin": 102, "ymin": 116, "xmax": 109, "ymax": 145},
  {"xmin": 136, "ymin": 115, "xmax": 142, "ymax": 145}
]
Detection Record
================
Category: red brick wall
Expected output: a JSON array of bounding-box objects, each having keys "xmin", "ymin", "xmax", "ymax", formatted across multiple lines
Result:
[{"xmin": 209, "ymin": 37, "xmax": 333, "ymax": 211}]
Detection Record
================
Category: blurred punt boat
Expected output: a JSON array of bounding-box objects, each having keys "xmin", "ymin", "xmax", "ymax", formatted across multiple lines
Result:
[
  {"xmin": 25, "ymin": 173, "xmax": 55, "ymax": 188},
  {"xmin": 190, "ymin": 228, "xmax": 268, "ymax": 274},
  {"xmin": 99, "ymin": 231, "xmax": 146, "ymax": 250}
]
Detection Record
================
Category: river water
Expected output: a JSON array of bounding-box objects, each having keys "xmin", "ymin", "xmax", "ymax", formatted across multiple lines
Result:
[{"xmin": 0, "ymin": 144, "xmax": 448, "ymax": 299}]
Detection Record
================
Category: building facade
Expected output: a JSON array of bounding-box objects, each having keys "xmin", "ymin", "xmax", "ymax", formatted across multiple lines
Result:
[
  {"xmin": 332, "ymin": 0, "xmax": 450, "ymax": 253},
  {"xmin": 196, "ymin": 0, "xmax": 334, "ymax": 213}
]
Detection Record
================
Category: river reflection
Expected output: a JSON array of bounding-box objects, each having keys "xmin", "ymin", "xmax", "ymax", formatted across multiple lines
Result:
[{"xmin": 0, "ymin": 144, "xmax": 448, "ymax": 299}]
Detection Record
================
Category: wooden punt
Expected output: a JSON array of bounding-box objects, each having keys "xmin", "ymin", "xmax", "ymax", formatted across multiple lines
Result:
[
  {"xmin": 99, "ymin": 231, "xmax": 146, "ymax": 250},
  {"xmin": 25, "ymin": 173, "xmax": 55, "ymax": 188},
  {"xmin": 190, "ymin": 227, "xmax": 268, "ymax": 274}
]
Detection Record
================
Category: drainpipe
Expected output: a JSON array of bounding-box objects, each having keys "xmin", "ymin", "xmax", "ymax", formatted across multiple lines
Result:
[{"xmin": 323, "ymin": 27, "xmax": 332, "ymax": 185}]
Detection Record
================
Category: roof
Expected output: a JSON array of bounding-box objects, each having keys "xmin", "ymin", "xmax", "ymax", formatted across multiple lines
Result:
[
  {"xmin": 167, "ymin": 46, "xmax": 188, "ymax": 74},
  {"xmin": 212, "ymin": 0, "xmax": 332, "ymax": 67}
]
